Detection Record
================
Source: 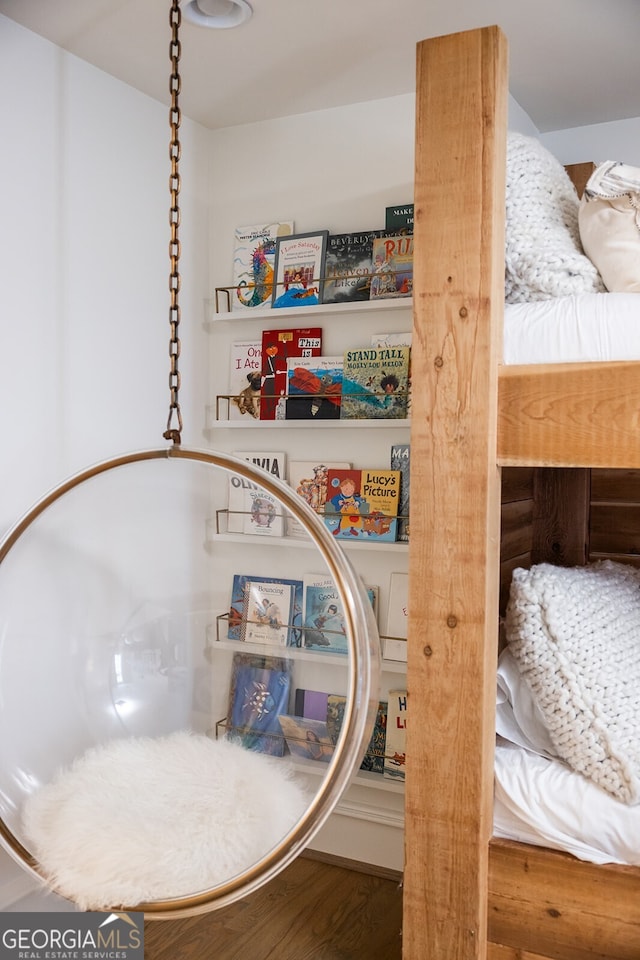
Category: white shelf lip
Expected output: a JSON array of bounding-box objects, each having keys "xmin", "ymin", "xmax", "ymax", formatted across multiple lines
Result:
[
  {"xmin": 293, "ymin": 759, "xmax": 405, "ymax": 796},
  {"xmin": 205, "ymin": 530, "xmax": 409, "ymax": 553},
  {"xmin": 206, "ymin": 633, "xmax": 406, "ymax": 674},
  {"xmin": 206, "ymin": 296, "xmax": 413, "ymax": 325},
  {"xmin": 205, "ymin": 418, "xmax": 410, "ymax": 431}
]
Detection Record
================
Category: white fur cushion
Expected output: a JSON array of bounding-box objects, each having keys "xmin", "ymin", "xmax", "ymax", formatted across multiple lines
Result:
[
  {"xmin": 579, "ymin": 161, "xmax": 640, "ymax": 293},
  {"xmin": 21, "ymin": 731, "xmax": 309, "ymax": 910},
  {"xmin": 505, "ymin": 133, "xmax": 605, "ymax": 303},
  {"xmin": 505, "ymin": 560, "xmax": 640, "ymax": 804}
]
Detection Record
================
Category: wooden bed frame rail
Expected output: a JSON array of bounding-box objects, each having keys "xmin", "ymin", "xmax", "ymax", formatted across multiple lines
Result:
[{"xmin": 405, "ymin": 24, "xmax": 640, "ymax": 960}]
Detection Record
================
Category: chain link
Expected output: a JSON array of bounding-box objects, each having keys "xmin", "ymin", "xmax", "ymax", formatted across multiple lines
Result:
[{"xmin": 164, "ymin": 0, "xmax": 183, "ymax": 444}]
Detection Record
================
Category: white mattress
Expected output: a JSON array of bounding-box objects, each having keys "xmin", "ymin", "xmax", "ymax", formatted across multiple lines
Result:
[
  {"xmin": 494, "ymin": 649, "xmax": 640, "ymax": 865},
  {"xmin": 503, "ymin": 292, "xmax": 640, "ymax": 364}
]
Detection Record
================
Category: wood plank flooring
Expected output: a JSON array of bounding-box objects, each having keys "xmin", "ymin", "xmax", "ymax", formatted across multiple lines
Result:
[{"xmin": 143, "ymin": 855, "xmax": 403, "ymax": 960}]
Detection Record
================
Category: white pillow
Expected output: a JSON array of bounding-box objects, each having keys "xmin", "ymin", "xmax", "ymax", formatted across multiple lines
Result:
[
  {"xmin": 505, "ymin": 560, "xmax": 640, "ymax": 804},
  {"xmin": 494, "ymin": 741, "xmax": 640, "ymax": 865},
  {"xmin": 496, "ymin": 648, "xmax": 557, "ymax": 758},
  {"xmin": 579, "ymin": 161, "xmax": 640, "ymax": 293},
  {"xmin": 505, "ymin": 133, "xmax": 605, "ymax": 303}
]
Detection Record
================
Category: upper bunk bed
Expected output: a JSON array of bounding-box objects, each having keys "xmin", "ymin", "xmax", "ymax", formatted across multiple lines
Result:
[{"xmin": 404, "ymin": 24, "xmax": 640, "ymax": 960}]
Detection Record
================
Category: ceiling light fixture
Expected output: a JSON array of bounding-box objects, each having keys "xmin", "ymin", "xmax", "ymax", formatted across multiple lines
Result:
[{"xmin": 183, "ymin": 0, "xmax": 252, "ymax": 29}]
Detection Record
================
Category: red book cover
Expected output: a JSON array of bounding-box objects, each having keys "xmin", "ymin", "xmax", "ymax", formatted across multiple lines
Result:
[{"xmin": 260, "ymin": 327, "xmax": 322, "ymax": 420}]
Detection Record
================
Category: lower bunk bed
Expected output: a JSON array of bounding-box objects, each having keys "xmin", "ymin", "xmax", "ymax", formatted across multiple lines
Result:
[
  {"xmin": 489, "ymin": 467, "xmax": 640, "ymax": 960},
  {"xmin": 405, "ymin": 23, "xmax": 640, "ymax": 960}
]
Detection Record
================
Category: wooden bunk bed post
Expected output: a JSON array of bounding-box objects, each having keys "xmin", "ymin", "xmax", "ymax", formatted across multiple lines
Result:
[{"xmin": 406, "ymin": 25, "xmax": 508, "ymax": 959}]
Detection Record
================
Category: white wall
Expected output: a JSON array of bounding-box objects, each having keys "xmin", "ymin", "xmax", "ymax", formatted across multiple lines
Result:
[
  {"xmin": 0, "ymin": 14, "xmax": 212, "ymax": 908},
  {"xmin": 542, "ymin": 116, "xmax": 640, "ymax": 165}
]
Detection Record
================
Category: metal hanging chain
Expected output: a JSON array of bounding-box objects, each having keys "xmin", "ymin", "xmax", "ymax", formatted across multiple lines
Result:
[{"xmin": 164, "ymin": 0, "xmax": 183, "ymax": 444}]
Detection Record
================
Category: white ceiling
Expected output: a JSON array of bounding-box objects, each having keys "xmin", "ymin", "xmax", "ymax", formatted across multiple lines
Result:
[{"xmin": 1, "ymin": 0, "xmax": 638, "ymax": 133}]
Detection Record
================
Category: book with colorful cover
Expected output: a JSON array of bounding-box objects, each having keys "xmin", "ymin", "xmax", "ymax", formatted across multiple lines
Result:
[
  {"xmin": 370, "ymin": 332, "xmax": 413, "ymax": 349},
  {"xmin": 284, "ymin": 356, "xmax": 343, "ymax": 420},
  {"xmin": 227, "ymin": 451, "xmax": 286, "ymax": 534},
  {"xmin": 340, "ymin": 345, "xmax": 410, "ymax": 420},
  {"xmin": 370, "ymin": 235, "xmax": 413, "ymax": 300},
  {"xmin": 260, "ymin": 328, "xmax": 322, "ymax": 420},
  {"xmin": 241, "ymin": 579, "xmax": 293, "ymax": 647},
  {"xmin": 231, "ymin": 221, "xmax": 294, "ymax": 312},
  {"xmin": 277, "ymin": 714, "xmax": 333, "ymax": 762},
  {"xmin": 227, "ymin": 339, "xmax": 262, "ymax": 421},
  {"xmin": 271, "ymin": 231, "xmax": 329, "ymax": 309},
  {"xmin": 390, "ymin": 443, "xmax": 410, "ymax": 542},
  {"xmin": 383, "ymin": 572, "xmax": 409, "ymax": 662},
  {"xmin": 383, "ymin": 689, "xmax": 407, "ymax": 781},
  {"xmin": 286, "ymin": 459, "xmax": 351, "ymax": 539},
  {"xmin": 302, "ymin": 574, "xmax": 347, "ymax": 653},
  {"xmin": 321, "ymin": 230, "xmax": 385, "ymax": 304},
  {"xmin": 226, "ymin": 652, "xmax": 291, "ymax": 756},
  {"xmin": 326, "ymin": 694, "xmax": 388, "ymax": 776},
  {"xmin": 227, "ymin": 573, "xmax": 303, "ymax": 646},
  {"xmin": 323, "ymin": 468, "xmax": 400, "ymax": 543},
  {"xmin": 242, "ymin": 484, "xmax": 286, "ymax": 537},
  {"xmin": 384, "ymin": 204, "xmax": 414, "ymax": 233}
]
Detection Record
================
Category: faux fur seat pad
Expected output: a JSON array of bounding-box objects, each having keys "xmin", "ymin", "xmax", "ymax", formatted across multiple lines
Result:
[
  {"xmin": 505, "ymin": 560, "xmax": 640, "ymax": 804},
  {"xmin": 21, "ymin": 731, "xmax": 310, "ymax": 910}
]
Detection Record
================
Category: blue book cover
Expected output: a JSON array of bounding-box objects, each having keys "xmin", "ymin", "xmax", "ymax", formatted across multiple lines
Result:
[
  {"xmin": 228, "ymin": 573, "xmax": 304, "ymax": 646},
  {"xmin": 390, "ymin": 443, "xmax": 410, "ymax": 542},
  {"xmin": 226, "ymin": 652, "xmax": 291, "ymax": 756},
  {"xmin": 294, "ymin": 688, "xmax": 329, "ymax": 720},
  {"xmin": 303, "ymin": 576, "xmax": 348, "ymax": 654},
  {"xmin": 326, "ymin": 694, "xmax": 388, "ymax": 775}
]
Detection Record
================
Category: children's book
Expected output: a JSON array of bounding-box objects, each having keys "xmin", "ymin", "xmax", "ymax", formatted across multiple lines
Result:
[
  {"xmin": 285, "ymin": 356, "xmax": 343, "ymax": 420},
  {"xmin": 370, "ymin": 332, "xmax": 413, "ymax": 349},
  {"xmin": 370, "ymin": 235, "xmax": 413, "ymax": 300},
  {"xmin": 340, "ymin": 344, "xmax": 410, "ymax": 420},
  {"xmin": 271, "ymin": 231, "xmax": 329, "ymax": 308},
  {"xmin": 260, "ymin": 328, "xmax": 322, "ymax": 420},
  {"xmin": 390, "ymin": 443, "xmax": 410, "ymax": 542},
  {"xmin": 383, "ymin": 572, "xmax": 409, "ymax": 662},
  {"xmin": 227, "ymin": 450, "xmax": 286, "ymax": 535},
  {"xmin": 286, "ymin": 460, "xmax": 351, "ymax": 539},
  {"xmin": 242, "ymin": 485, "xmax": 285, "ymax": 537},
  {"xmin": 383, "ymin": 689, "xmax": 407, "ymax": 781},
  {"xmin": 227, "ymin": 573, "xmax": 303, "ymax": 646},
  {"xmin": 227, "ymin": 339, "xmax": 262, "ymax": 421},
  {"xmin": 241, "ymin": 579, "xmax": 293, "ymax": 647},
  {"xmin": 302, "ymin": 574, "xmax": 348, "ymax": 654},
  {"xmin": 231, "ymin": 221, "xmax": 294, "ymax": 312},
  {"xmin": 277, "ymin": 715, "xmax": 334, "ymax": 762},
  {"xmin": 323, "ymin": 468, "xmax": 400, "ymax": 543},
  {"xmin": 294, "ymin": 688, "xmax": 330, "ymax": 721},
  {"xmin": 326, "ymin": 694, "xmax": 388, "ymax": 775},
  {"xmin": 226, "ymin": 652, "xmax": 291, "ymax": 756},
  {"xmin": 321, "ymin": 230, "xmax": 385, "ymax": 304},
  {"xmin": 384, "ymin": 204, "xmax": 414, "ymax": 233}
]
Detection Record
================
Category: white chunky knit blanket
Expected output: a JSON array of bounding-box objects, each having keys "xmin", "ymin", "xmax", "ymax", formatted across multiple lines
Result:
[
  {"xmin": 505, "ymin": 560, "xmax": 640, "ymax": 804},
  {"xmin": 505, "ymin": 133, "xmax": 605, "ymax": 303}
]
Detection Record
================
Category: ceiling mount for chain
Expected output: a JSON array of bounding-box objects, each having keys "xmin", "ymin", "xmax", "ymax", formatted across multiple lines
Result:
[{"xmin": 163, "ymin": 0, "xmax": 183, "ymax": 446}]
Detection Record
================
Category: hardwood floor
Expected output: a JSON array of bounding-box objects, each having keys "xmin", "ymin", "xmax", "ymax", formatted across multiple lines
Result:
[{"xmin": 143, "ymin": 855, "xmax": 403, "ymax": 960}]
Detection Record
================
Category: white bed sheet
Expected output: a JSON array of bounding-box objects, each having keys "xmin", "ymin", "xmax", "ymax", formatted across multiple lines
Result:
[
  {"xmin": 503, "ymin": 292, "xmax": 640, "ymax": 364},
  {"xmin": 494, "ymin": 649, "xmax": 640, "ymax": 865}
]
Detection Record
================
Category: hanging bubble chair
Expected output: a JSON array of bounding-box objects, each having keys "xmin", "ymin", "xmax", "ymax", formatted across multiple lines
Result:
[
  {"xmin": 0, "ymin": 449, "xmax": 380, "ymax": 915},
  {"xmin": 0, "ymin": 3, "xmax": 381, "ymax": 917}
]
